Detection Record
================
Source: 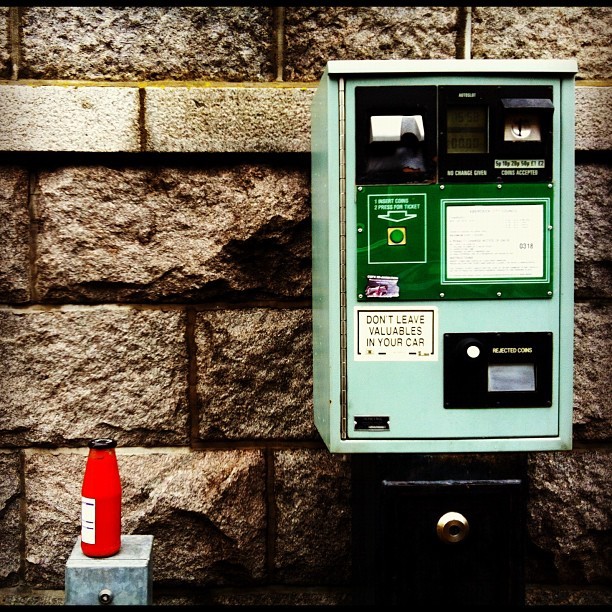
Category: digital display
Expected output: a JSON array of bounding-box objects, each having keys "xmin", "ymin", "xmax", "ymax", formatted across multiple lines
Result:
[{"xmin": 447, "ymin": 106, "xmax": 488, "ymax": 154}]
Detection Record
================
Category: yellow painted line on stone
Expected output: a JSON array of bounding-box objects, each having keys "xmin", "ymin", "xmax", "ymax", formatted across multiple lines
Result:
[
  {"xmin": 0, "ymin": 79, "xmax": 318, "ymax": 89},
  {"xmin": 576, "ymin": 81, "xmax": 612, "ymax": 87}
]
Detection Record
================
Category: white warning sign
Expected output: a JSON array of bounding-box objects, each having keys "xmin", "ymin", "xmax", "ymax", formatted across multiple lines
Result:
[{"xmin": 354, "ymin": 307, "xmax": 438, "ymax": 361}]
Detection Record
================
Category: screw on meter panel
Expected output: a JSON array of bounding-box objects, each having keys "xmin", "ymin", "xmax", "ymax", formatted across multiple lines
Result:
[{"xmin": 388, "ymin": 227, "xmax": 407, "ymax": 245}]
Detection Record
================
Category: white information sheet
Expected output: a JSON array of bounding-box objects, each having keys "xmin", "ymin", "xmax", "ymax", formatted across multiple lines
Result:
[{"xmin": 445, "ymin": 203, "xmax": 545, "ymax": 280}]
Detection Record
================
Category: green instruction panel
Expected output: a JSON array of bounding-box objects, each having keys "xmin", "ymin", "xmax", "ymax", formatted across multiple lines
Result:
[{"xmin": 356, "ymin": 183, "xmax": 554, "ymax": 301}]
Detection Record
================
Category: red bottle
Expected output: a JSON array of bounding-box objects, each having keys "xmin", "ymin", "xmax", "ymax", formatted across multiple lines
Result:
[{"xmin": 81, "ymin": 438, "xmax": 122, "ymax": 557}]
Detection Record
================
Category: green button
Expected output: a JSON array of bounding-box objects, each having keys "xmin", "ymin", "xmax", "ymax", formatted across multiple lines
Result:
[{"xmin": 389, "ymin": 228, "xmax": 406, "ymax": 244}]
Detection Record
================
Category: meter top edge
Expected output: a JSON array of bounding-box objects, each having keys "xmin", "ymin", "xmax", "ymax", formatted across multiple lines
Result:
[{"xmin": 323, "ymin": 59, "xmax": 578, "ymax": 76}]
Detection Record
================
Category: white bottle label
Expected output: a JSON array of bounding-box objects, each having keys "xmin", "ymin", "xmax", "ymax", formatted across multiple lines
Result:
[{"xmin": 81, "ymin": 496, "xmax": 96, "ymax": 544}]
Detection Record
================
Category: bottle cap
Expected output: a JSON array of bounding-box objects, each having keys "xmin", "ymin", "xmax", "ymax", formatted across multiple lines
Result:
[{"xmin": 88, "ymin": 438, "xmax": 117, "ymax": 449}]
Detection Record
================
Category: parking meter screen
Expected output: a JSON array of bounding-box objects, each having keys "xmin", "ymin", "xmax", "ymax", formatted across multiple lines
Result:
[{"xmin": 446, "ymin": 106, "xmax": 488, "ymax": 154}]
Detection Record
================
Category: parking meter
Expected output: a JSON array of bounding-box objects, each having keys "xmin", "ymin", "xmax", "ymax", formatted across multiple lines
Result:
[{"xmin": 311, "ymin": 59, "xmax": 577, "ymax": 452}]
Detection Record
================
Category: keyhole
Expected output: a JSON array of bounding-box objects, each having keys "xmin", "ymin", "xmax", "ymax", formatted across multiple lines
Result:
[{"xmin": 436, "ymin": 511, "xmax": 470, "ymax": 543}]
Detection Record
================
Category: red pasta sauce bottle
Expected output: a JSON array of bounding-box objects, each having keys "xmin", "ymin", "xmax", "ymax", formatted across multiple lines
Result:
[{"xmin": 81, "ymin": 438, "xmax": 122, "ymax": 557}]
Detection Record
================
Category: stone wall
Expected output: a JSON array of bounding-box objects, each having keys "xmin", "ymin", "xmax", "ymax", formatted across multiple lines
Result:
[{"xmin": 0, "ymin": 6, "xmax": 610, "ymax": 606}]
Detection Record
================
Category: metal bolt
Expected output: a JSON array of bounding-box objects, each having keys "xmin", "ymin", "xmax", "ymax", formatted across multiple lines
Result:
[{"xmin": 98, "ymin": 589, "xmax": 113, "ymax": 605}]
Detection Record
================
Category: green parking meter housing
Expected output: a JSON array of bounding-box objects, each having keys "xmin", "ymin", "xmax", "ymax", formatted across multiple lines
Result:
[{"xmin": 311, "ymin": 60, "xmax": 577, "ymax": 453}]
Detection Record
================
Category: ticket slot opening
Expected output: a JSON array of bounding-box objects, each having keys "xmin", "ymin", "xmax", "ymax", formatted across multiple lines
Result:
[
  {"xmin": 355, "ymin": 416, "xmax": 391, "ymax": 431},
  {"xmin": 355, "ymin": 86, "xmax": 438, "ymax": 185}
]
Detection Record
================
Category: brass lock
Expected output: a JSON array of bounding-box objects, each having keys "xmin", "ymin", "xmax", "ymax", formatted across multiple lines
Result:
[{"xmin": 436, "ymin": 511, "xmax": 469, "ymax": 543}]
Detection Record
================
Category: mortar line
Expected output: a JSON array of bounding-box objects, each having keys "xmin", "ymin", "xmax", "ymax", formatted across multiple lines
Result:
[
  {"xmin": 455, "ymin": 6, "xmax": 471, "ymax": 61},
  {"xmin": 274, "ymin": 6, "xmax": 285, "ymax": 82},
  {"xmin": 464, "ymin": 6, "xmax": 472, "ymax": 60},
  {"xmin": 265, "ymin": 447, "xmax": 277, "ymax": 578},
  {"xmin": 20, "ymin": 441, "xmax": 326, "ymax": 455},
  {"xmin": 0, "ymin": 79, "xmax": 316, "ymax": 88},
  {"xmin": 18, "ymin": 450, "xmax": 27, "ymax": 583},
  {"xmin": 185, "ymin": 308, "xmax": 200, "ymax": 445},
  {"xmin": 26, "ymin": 171, "xmax": 40, "ymax": 304},
  {"xmin": 138, "ymin": 88, "xmax": 148, "ymax": 152},
  {"xmin": 0, "ymin": 300, "xmax": 312, "ymax": 312},
  {"xmin": 8, "ymin": 7, "xmax": 21, "ymax": 80}
]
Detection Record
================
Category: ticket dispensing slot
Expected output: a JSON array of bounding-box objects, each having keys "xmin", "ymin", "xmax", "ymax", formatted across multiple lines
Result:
[{"xmin": 355, "ymin": 86, "xmax": 437, "ymax": 184}]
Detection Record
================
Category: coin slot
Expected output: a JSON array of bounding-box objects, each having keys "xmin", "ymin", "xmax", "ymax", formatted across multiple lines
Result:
[{"xmin": 504, "ymin": 111, "xmax": 542, "ymax": 142}]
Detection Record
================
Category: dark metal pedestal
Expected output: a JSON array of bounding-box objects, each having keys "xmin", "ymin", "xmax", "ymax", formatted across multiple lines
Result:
[{"xmin": 352, "ymin": 454, "xmax": 526, "ymax": 606}]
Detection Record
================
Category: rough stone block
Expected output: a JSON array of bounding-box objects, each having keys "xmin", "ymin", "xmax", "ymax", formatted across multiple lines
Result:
[
  {"xmin": 35, "ymin": 166, "xmax": 311, "ymax": 302},
  {"xmin": 471, "ymin": 7, "xmax": 612, "ymax": 81},
  {"xmin": 196, "ymin": 309, "xmax": 315, "ymax": 441},
  {"xmin": 0, "ymin": 167, "xmax": 30, "ymax": 302},
  {"xmin": 145, "ymin": 86, "xmax": 314, "ymax": 153},
  {"xmin": 0, "ymin": 308, "xmax": 189, "ymax": 446},
  {"xmin": 576, "ymin": 87, "xmax": 612, "ymax": 151},
  {"xmin": 24, "ymin": 449, "xmax": 266, "ymax": 588},
  {"xmin": 0, "ymin": 86, "xmax": 140, "ymax": 152},
  {"xmin": 20, "ymin": 7, "xmax": 274, "ymax": 81},
  {"xmin": 527, "ymin": 450, "xmax": 612, "ymax": 584},
  {"xmin": 0, "ymin": 83, "xmax": 605, "ymax": 154},
  {"xmin": 574, "ymin": 163, "xmax": 612, "ymax": 299},
  {"xmin": 273, "ymin": 449, "xmax": 351, "ymax": 584},
  {"xmin": 0, "ymin": 589, "xmax": 65, "ymax": 606},
  {"xmin": 207, "ymin": 589, "xmax": 352, "ymax": 606},
  {"xmin": 526, "ymin": 585, "xmax": 612, "ymax": 606},
  {"xmin": 284, "ymin": 6, "xmax": 458, "ymax": 81},
  {"xmin": 573, "ymin": 302, "xmax": 612, "ymax": 441},
  {"xmin": 0, "ymin": 452, "xmax": 21, "ymax": 586},
  {"xmin": 0, "ymin": 7, "xmax": 10, "ymax": 79}
]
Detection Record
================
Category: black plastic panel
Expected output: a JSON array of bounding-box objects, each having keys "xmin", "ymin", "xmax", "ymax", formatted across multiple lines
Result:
[
  {"xmin": 355, "ymin": 86, "xmax": 438, "ymax": 185},
  {"xmin": 443, "ymin": 332, "xmax": 553, "ymax": 408},
  {"xmin": 354, "ymin": 85, "xmax": 554, "ymax": 185},
  {"xmin": 439, "ymin": 85, "xmax": 554, "ymax": 183}
]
